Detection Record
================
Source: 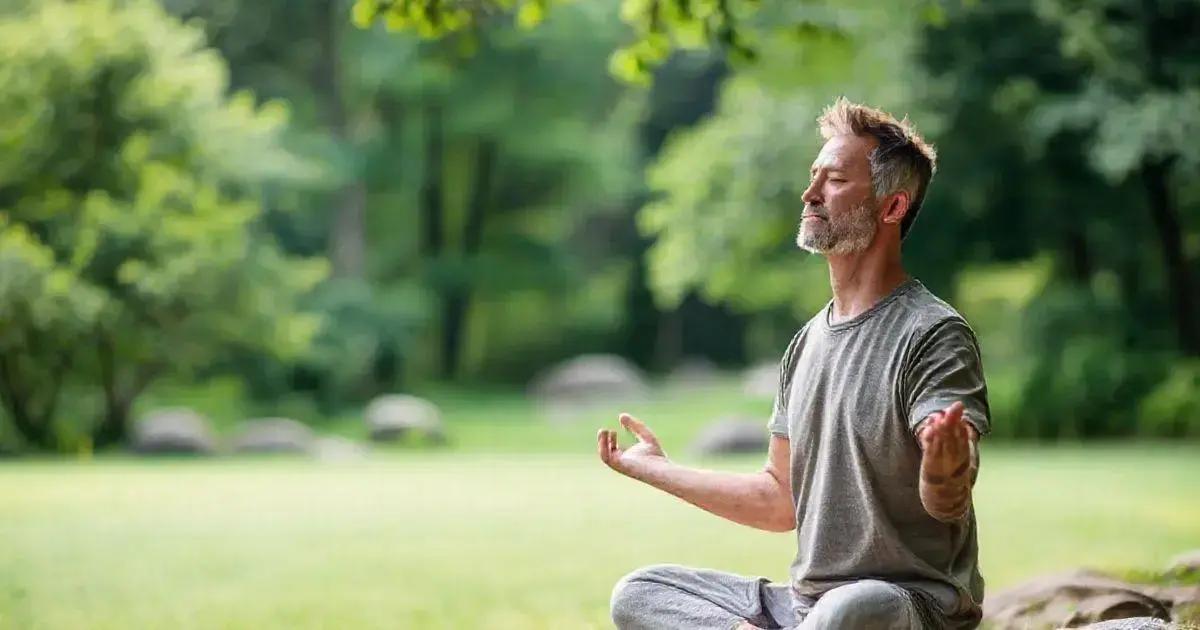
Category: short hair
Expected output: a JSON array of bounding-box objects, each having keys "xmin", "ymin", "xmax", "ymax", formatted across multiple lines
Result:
[{"xmin": 817, "ymin": 97, "xmax": 937, "ymax": 240}]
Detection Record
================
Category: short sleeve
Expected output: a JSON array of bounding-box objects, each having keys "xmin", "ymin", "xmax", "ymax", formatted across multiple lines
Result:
[
  {"xmin": 905, "ymin": 318, "xmax": 991, "ymax": 437},
  {"xmin": 767, "ymin": 328, "xmax": 806, "ymax": 438}
]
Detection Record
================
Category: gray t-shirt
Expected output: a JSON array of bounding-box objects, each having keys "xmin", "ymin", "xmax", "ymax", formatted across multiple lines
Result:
[{"xmin": 767, "ymin": 277, "xmax": 990, "ymax": 629}]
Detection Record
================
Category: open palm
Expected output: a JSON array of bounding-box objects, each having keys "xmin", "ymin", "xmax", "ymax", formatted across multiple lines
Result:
[{"xmin": 597, "ymin": 413, "xmax": 668, "ymax": 478}]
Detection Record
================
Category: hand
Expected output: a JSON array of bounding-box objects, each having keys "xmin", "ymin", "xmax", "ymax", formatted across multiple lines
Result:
[
  {"xmin": 918, "ymin": 401, "xmax": 973, "ymax": 484},
  {"xmin": 597, "ymin": 413, "xmax": 669, "ymax": 479}
]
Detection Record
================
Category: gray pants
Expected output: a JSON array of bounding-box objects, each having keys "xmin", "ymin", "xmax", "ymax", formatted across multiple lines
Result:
[{"xmin": 610, "ymin": 564, "xmax": 927, "ymax": 630}]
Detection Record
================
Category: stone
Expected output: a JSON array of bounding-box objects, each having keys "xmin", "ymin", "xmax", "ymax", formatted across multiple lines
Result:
[
  {"xmin": 365, "ymin": 394, "xmax": 445, "ymax": 444},
  {"xmin": 312, "ymin": 436, "xmax": 369, "ymax": 462},
  {"xmin": 742, "ymin": 361, "xmax": 779, "ymax": 399},
  {"xmin": 1166, "ymin": 550, "xmax": 1200, "ymax": 575},
  {"xmin": 530, "ymin": 354, "xmax": 648, "ymax": 401},
  {"xmin": 132, "ymin": 408, "xmax": 216, "ymax": 455},
  {"xmin": 983, "ymin": 570, "xmax": 1177, "ymax": 629},
  {"xmin": 690, "ymin": 416, "xmax": 769, "ymax": 456},
  {"xmin": 230, "ymin": 418, "xmax": 314, "ymax": 454},
  {"xmin": 667, "ymin": 357, "xmax": 721, "ymax": 388},
  {"xmin": 1077, "ymin": 619, "xmax": 1173, "ymax": 630}
]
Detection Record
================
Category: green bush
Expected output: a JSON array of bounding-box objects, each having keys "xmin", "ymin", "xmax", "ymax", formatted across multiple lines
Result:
[{"xmin": 1138, "ymin": 361, "xmax": 1200, "ymax": 438}]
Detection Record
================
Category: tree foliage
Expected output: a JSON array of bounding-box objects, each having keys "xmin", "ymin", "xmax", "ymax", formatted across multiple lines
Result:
[{"xmin": 0, "ymin": 0, "xmax": 326, "ymax": 450}]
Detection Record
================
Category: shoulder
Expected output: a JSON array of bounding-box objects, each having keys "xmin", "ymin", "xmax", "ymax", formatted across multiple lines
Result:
[
  {"xmin": 902, "ymin": 280, "xmax": 974, "ymax": 340},
  {"xmin": 897, "ymin": 282, "xmax": 981, "ymax": 354},
  {"xmin": 779, "ymin": 318, "xmax": 814, "ymax": 371}
]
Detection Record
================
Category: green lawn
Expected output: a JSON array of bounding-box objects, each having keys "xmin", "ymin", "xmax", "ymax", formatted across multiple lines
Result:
[{"xmin": 2, "ymin": 443, "xmax": 1198, "ymax": 629}]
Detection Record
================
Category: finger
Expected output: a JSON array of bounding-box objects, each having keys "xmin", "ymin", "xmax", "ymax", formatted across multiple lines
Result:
[
  {"xmin": 619, "ymin": 413, "xmax": 658, "ymax": 444},
  {"xmin": 943, "ymin": 401, "xmax": 964, "ymax": 424},
  {"xmin": 926, "ymin": 425, "xmax": 946, "ymax": 458},
  {"xmin": 598, "ymin": 429, "xmax": 613, "ymax": 466}
]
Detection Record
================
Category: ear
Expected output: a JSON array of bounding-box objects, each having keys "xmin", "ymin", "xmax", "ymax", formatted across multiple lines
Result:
[{"xmin": 880, "ymin": 190, "xmax": 911, "ymax": 226}]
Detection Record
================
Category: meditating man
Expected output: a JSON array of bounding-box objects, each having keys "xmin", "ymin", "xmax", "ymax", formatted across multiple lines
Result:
[{"xmin": 598, "ymin": 97, "xmax": 989, "ymax": 630}]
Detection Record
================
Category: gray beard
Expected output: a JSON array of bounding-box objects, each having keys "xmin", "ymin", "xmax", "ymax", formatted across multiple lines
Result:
[{"xmin": 796, "ymin": 200, "xmax": 878, "ymax": 255}]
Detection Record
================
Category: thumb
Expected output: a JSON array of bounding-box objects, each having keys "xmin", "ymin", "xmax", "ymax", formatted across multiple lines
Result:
[{"xmin": 619, "ymin": 413, "xmax": 658, "ymax": 444}]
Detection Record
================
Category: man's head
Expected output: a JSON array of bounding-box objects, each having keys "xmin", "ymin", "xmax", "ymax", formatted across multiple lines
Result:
[{"xmin": 796, "ymin": 97, "xmax": 937, "ymax": 255}]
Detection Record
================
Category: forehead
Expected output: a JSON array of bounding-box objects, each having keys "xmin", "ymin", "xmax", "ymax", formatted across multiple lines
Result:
[{"xmin": 812, "ymin": 134, "xmax": 876, "ymax": 172}]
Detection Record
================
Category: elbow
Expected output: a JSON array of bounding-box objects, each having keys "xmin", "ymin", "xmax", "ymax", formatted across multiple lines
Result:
[
  {"xmin": 766, "ymin": 518, "xmax": 796, "ymax": 533},
  {"xmin": 763, "ymin": 504, "xmax": 796, "ymax": 532}
]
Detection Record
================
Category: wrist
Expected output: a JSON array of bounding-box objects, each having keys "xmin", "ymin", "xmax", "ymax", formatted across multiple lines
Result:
[{"xmin": 626, "ymin": 455, "xmax": 671, "ymax": 482}]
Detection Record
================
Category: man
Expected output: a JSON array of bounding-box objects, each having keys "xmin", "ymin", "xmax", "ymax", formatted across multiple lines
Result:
[{"xmin": 598, "ymin": 97, "xmax": 989, "ymax": 630}]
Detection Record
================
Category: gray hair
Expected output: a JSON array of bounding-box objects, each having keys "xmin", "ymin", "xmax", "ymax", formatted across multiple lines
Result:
[{"xmin": 817, "ymin": 97, "xmax": 938, "ymax": 239}]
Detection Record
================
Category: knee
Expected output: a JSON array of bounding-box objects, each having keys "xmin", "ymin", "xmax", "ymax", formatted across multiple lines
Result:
[
  {"xmin": 610, "ymin": 564, "xmax": 686, "ymax": 629},
  {"xmin": 806, "ymin": 580, "xmax": 914, "ymax": 629}
]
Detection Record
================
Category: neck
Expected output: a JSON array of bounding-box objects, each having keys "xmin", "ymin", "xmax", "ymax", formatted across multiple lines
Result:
[{"xmin": 825, "ymin": 236, "xmax": 908, "ymax": 324}]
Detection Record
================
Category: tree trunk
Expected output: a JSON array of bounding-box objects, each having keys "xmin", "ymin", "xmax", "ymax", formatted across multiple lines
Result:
[
  {"xmin": 330, "ymin": 182, "xmax": 367, "ymax": 276},
  {"xmin": 440, "ymin": 140, "xmax": 496, "ymax": 379},
  {"xmin": 315, "ymin": 0, "xmax": 366, "ymax": 277},
  {"xmin": 0, "ymin": 355, "xmax": 55, "ymax": 450},
  {"xmin": 1141, "ymin": 158, "xmax": 1199, "ymax": 356},
  {"xmin": 90, "ymin": 336, "xmax": 159, "ymax": 449},
  {"xmin": 1063, "ymin": 229, "xmax": 1093, "ymax": 284},
  {"xmin": 0, "ymin": 333, "xmax": 68, "ymax": 450},
  {"xmin": 420, "ymin": 103, "xmax": 445, "ymax": 259},
  {"xmin": 92, "ymin": 395, "xmax": 133, "ymax": 450}
]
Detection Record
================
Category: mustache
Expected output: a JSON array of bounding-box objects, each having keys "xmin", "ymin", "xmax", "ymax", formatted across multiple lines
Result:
[{"xmin": 803, "ymin": 205, "xmax": 828, "ymax": 219}]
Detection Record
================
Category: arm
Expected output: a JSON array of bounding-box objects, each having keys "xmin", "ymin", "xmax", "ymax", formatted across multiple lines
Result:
[
  {"xmin": 598, "ymin": 414, "xmax": 795, "ymax": 532},
  {"xmin": 916, "ymin": 401, "xmax": 980, "ymax": 522}
]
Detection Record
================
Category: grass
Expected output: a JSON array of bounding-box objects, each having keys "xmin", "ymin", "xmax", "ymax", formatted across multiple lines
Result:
[
  {"xmin": 3, "ymin": 447, "xmax": 1199, "ymax": 629},
  {"xmin": 3, "ymin": 381, "xmax": 1199, "ymax": 628}
]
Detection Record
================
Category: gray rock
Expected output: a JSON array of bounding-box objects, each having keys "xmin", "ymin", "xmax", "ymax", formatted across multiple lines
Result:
[
  {"xmin": 690, "ymin": 417, "xmax": 769, "ymax": 456},
  {"xmin": 312, "ymin": 436, "xmax": 369, "ymax": 462},
  {"xmin": 1077, "ymin": 618, "xmax": 1172, "ymax": 629},
  {"xmin": 668, "ymin": 357, "xmax": 721, "ymax": 388},
  {"xmin": 365, "ymin": 394, "xmax": 445, "ymax": 444},
  {"xmin": 529, "ymin": 354, "xmax": 647, "ymax": 401},
  {"xmin": 1166, "ymin": 550, "xmax": 1200, "ymax": 575},
  {"xmin": 742, "ymin": 361, "xmax": 779, "ymax": 399},
  {"xmin": 132, "ymin": 408, "xmax": 216, "ymax": 455},
  {"xmin": 983, "ymin": 570, "xmax": 1174, "ymax": 629},
  {"xmin": 230, "ymin": 418, "xmax": 314, "ymax": 454}
]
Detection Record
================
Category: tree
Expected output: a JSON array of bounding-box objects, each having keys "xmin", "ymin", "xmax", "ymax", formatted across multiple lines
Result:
[
  {"xmin": 1024, "ymin": 0, "xmax": 1200, "ymax": 356},
  {"xmin": 636, "ymin": 3, "xmax": 928, "ymax": 318},
  {"xmin": 347, "ymin": 0, "xmax": 926, "ymax": 84},
  {"xmin": 0, "ymin": 0, "xmax": 326, "ymax": 450}
]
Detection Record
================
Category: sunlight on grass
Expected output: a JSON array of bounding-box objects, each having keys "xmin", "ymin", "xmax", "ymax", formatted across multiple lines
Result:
[{"xmin": 2, "ymin": 444, "xmax": 1198, "ymax": 629}]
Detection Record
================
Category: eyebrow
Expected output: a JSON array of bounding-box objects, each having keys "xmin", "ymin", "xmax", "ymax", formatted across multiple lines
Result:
[{"xmin": 810, "ymin": 161, "xmax": 846, "ymax": 174}]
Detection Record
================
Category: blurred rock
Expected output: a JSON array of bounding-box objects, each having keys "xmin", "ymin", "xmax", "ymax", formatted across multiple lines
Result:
[
  {"xmin": 530, "ymin": 354, "xmax": 647, "ymax": 401},
  {"xmin": 667, "ymin": 357, "xmax": 721, "ymax": 388},
  {"xmin": 312, "ymin": 436, "xmax": 369, "ymax": 462},
  {"xmin": 742, "ymin": 361, "xmax": 779, "ymax": 399},
  {"xmin": 1166, "ymin": 550, "xmax": 1200, "ymax": 575},
  {"xmin": 1078, "ymin": 619, "xmax": 1172, "ymax": 629},
  {"xmin": 365, "ymin": 394, "xmax": 445, "ymax": 444},
  {"xmin": 230, "ymin": 418, "xmax": 314, "ymax": 454},
  {"xmin": 132, "ymin": 408, "xmax": 216, "ymax": 455},
  {"xmin": 690, "ymin": 416, "xmax": 768, "ymax": 456},
  {"xmin": 983, "ymin": 570, "xmax": 1183, "ymax": 629}
]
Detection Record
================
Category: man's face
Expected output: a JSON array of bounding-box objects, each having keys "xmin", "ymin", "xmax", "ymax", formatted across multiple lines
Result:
[{"xmin": 796, "ymin": 134, "xmax": 880, "ymax": 255}]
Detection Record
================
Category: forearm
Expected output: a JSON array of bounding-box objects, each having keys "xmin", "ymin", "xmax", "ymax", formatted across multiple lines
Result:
[
  {"xmin": 919, "ymin": 437, "xmax": 978, "ymax": 522},
  {"xmin": 629, "ymin": 459, "xmax": 794, "ymax": 532}
]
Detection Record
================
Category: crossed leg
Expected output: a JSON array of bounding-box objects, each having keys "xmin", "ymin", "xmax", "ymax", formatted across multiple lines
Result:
[{"xmin": 610, "ymin": 564, "xmax": 926, "ymax": 630}]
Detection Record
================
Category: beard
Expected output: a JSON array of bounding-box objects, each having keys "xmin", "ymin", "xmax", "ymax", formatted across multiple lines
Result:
[{"xmin": 795, "ymin": 198, "xmax": 879, "ymax": 255}]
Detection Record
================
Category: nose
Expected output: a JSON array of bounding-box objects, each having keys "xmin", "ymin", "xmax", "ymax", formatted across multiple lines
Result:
[{"xmin": 801, "ymin": 177, "xmax": 822, "ymax": 207}]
